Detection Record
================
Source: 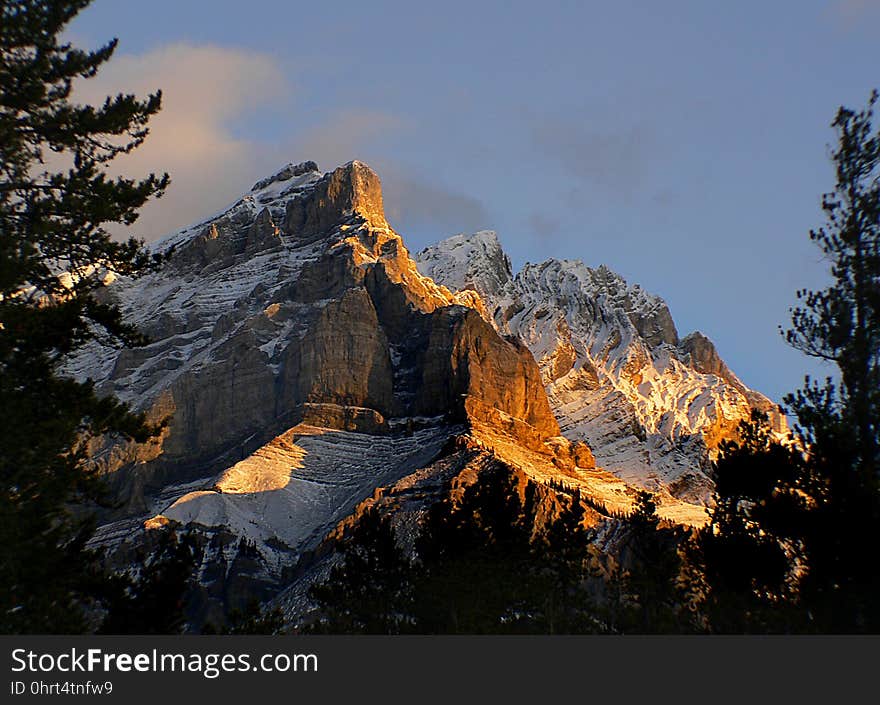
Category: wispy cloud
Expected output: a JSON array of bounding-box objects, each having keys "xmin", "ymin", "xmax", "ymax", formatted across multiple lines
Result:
[
  {"xmin": 827, "ymin": 0, "xmax": 880, "ymax": 28},
  {"xmin": 76, "ymin": 44, "xmax": 485, "ymax": 245},
  {"xmin": 75, "ymin": 43, "xmax": 287, "ymax": 241},
  {"xmin": 377, "ymin": 162, "xmax": 491, "ymax": 238},
  {"xmin": 292, "ymin": 110, "xmax": 407, "ymax": 170},
  {"xmin": 284, "ymin": 113, "xmax": 489, "ymax": 239},
  {"xmin": 531, "ymin": 118, "xmax": 656, "ymax": 199},
  {"xmin": 526, "ymin": 212, "xmax": 561, "ymax": 239}
]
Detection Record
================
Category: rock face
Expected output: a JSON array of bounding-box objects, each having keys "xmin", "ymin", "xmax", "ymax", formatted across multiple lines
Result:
[
  {"xmin": 416, "ymin": 231, "xmax": 786, "ymax": 501},
  {"xmin": 284, "ymin": 160, "xmax": 388, "ymax": 241},
  {"xmin": 67, "ymin": 160, "xmax": 562, "ymax": 532}
]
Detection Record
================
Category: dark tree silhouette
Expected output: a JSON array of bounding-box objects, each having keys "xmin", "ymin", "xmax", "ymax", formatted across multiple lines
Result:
[
  {"xmin": 412, "ymin": 465, "xmax": 553, "ymax": 634},
  {"xmin": 308, "ymin": 462, "xmax": 606, "ymax": 634},
  {"xmin": 783, "ymin": 90, "xmax": 880, "ymax": 631},
  {"xmin": 308, "ymin": 507, "xmax": 414, "ymax": 634},
  {"xmin": 687, "ymin": 92, "xmax": 880, "ymax": 633},
  {"xmin": 98, "ymin": 530, "xmax": 197, "ymax": 634},
  {"xmin": 536, "ymin": 486, "xmax": 596, "ymax": 633},
  {"xmin": 689, "ymin": 412, "xmax": 806, "ymax": 632},
  {"xmin": 619, "ymin": 490, "xmax": 690, "ymax": 633},
  {"xmin": 0, "ymin": 0, "xmax": 168, "ymax": 632}
]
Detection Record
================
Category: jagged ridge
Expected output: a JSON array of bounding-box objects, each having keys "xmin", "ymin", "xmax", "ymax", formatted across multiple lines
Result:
[{"xmin": 416, "ymin": 230, "xmax": 785, "ymax": 502}]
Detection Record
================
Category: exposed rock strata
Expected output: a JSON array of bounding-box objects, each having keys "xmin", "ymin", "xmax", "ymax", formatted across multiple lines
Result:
[{"xmin": 72, "ymin": 160, "xmax": 563, "ymax": 519}]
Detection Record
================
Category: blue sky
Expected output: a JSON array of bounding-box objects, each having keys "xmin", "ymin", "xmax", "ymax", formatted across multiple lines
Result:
[{"xmin": 69, "ymin": 0, "xmax": 880, "ymax": 404}]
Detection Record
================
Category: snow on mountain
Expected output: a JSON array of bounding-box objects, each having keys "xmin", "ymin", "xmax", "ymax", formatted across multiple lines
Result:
[
  {"xmin": 146, "ymin": 424, "xmax": 454, "ymax": 574},
  {"xmin": 416, "ymin": 232, "xmax": 784, "ymax": 502},
  {"xmin": 413, "ymin": 230, "xmax": 514, "ymax": 300},
  {"xmin": 65, "ymin": 161, "xmax": 326, "ymax": 400}
]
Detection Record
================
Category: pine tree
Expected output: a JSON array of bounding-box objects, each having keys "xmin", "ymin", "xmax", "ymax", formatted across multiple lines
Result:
[
  {"xmin": 689, "ymin": 412, "xmax": 806, "ymax": 632},
  {"xmin": 537, "ymin": 489, "xmax": 597, "ymax": 633},
  {"xmin": 220, "ymin": 601, "xmax": 286, "ymax": 635},
  {"xmin": 783, "ymin": 90, "xmax": 880, "ymax": 631},
  {"xmin": 785, "ymin": 90, "xmax": 879, "ymax": 482},
  {"xmin": 307, "ymin": 507, "xmax": 414, "ymax": 634},
  {"xmin": 98, "ymin": 530, "xmax": 197, "ymax": 634},
  {"xmin": 619, "ymin": 490, "xmax": 689, "ymax": 633},
  {"xmin": 0, "ymin": 0, "xmax": 168, "ymax": 632},
  {"xmin": 412, "ymin": 465, "xmax": 540, "ymax": 633}
]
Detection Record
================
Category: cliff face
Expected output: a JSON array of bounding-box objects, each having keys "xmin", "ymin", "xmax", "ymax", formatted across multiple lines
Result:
[{"xmin": 284, "ymin": 159, "xmax": 389, "ymax": 240}]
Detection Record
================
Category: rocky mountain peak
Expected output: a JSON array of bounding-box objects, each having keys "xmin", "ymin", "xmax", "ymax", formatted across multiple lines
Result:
[
  {"xmin": 678, "ymin": 331, "xmax": 726, "ymax": 377},
  {"xmin": 250, "ymin": 160, "xmax": 320, "ymax": 192},
  {"xmin": 153, "ymin": 160, "xmax": 390, "ymax": 276},
  {"xmin": 416, "ymin": 230, "xmax": 514, "ymax": 301},
  {"xmin": 283, "ymin": 160, "xmax": 389, "ymax": 242},
  {"xmin": 72, "ymin": 160, "xmax": 566, "ymax": 525},
  {"xmin": 515, "ymin": 259, "xmax": 679, "ymax": 349},
  {"xmin": 678, "ymin": 330, "xmax": 784, "ymax": 430}
]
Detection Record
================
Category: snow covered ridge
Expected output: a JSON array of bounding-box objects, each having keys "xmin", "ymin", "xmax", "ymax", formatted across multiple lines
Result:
[
  {"xmin": 416, "ymin": 231, "xmax": 785, "ymax": 502},
  {"xmin": 146, "ymin": 160, "xmax": 324, "ymax": 256}
]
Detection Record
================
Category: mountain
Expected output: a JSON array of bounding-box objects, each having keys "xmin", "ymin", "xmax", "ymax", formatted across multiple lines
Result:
[{"xmin": 65, "ymin": 159, "xmax": 780, "ymax": 626}]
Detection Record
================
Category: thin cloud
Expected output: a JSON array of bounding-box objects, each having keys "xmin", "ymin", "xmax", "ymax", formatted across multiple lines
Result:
[
  {"xmin": 378, "ymin": 163, "xmax": 491, "ymax": 238},
  {"xmin": 291, "ymin": 110, "xmax": 407, "ymax": 170},
  {"xmin": 526, "ymin": 212, "xmax": 561, "ymax": 238},
  {"xmin": 825, "ymin": 0, "xmax": 880, "ymax": 32},
  {"xmin": 531, "ymin": 119, "xmax": 657, "ymax": 200},
  {"xmin": 830, "ymin": 0, "xmax": 880, "ymax": 22},
  {"xmin": 75, "ymin": 43, "xmax": 288, "ymax": 241},
  {"xmin": 285, "ymin": 112, "xmax": 489, "ymax": 239},
  {"xmin": 76, "ymin": 46, "xmax": 485, "ymax": 246}
]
